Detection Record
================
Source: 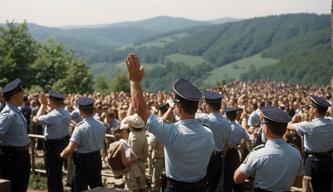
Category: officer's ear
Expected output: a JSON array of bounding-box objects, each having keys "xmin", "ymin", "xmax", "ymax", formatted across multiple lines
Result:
[{"xmin": 263, "ymin": 124, "xmax": 269, "ymax": 136}]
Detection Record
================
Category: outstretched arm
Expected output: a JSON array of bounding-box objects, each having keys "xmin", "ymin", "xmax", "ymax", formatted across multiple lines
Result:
[{"xmin": 125, "ymin": 53, "xmax": 150, "ymax": 123}]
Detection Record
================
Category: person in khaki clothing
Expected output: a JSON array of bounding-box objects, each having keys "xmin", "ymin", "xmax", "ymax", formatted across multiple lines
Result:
[
  {"xmin": 126, "ymin": 114, "xmax": 148, "ymax": 192},
  {"xmin": 149, "ymin": 133, "xmax": 164, "ymax": 192}
]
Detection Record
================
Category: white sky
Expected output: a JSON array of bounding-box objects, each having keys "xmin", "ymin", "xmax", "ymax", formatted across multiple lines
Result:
[{"xmin": 0, "ymin": 0, "xmax": 330, "ymax": 27}]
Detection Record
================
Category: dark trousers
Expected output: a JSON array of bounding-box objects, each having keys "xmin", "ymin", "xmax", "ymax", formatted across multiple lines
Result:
[
  {"xmin": 72, "ymin": 151, "xmax": 103, "ymax": 192},
  {"xmin": 44, "ymin": 139, "xmax": 67, "ymax": 192},
  {"xmin": 165, "ymin": 177, "xmax": 206, "ymax": 192},
  {"xmin": 0, "ymin": 147, "xmax": 31, "ymax": 192},
  {"xmin": 206, "ymin": 153, "xmax": 223, "ymax": 192},
  {"xmin": 224, "ymin": 148, "xmax": 243, "ymax": 192},
  {"xmin": 304, "ymin": 155, "xmax": 332, "ymax": 192}
]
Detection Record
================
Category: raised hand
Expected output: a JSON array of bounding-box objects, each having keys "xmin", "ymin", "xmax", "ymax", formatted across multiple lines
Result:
[
  {"xmin": 125, "ymin": 53, "xmax": 144, "ymax": 83},
  {"xmin": 39, "ymin": 93, "xmax": 48, "ymax": 106}
]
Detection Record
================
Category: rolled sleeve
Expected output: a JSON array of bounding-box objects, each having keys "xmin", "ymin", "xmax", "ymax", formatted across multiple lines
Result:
[
  {"xmin": 39, "ymin": 114, "xmax": 51, "ymax": 125},
  {"xmin": 146, "ymin": 114, "xmax": 176, "ymax": 146},
  {"xmin": 294, "ymin": 121, "xmax": 311, "ymax": 136},
  {"xmin": 70, "ymin": 127, "xmax": 81, "ymax": 146},
  {"xmin": 0, "ymin": 113, "xmax": 12, "ymax": 140},
  {"xmin": 238, "ymin": 153, "xmax": 258, "ymax": 177}
]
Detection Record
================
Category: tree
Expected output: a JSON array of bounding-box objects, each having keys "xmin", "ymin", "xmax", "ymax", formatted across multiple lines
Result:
[
  {"xmin": 93, "ymin": 74, "xmax": 110, "ymax": 95},
  {"xmin": 110, "ymin": 72, "xmax": 129, "ymax": 92},
  {"xmin": 52, "ymin": 60, "xmax": 93, "ymax": 93},
  {"xmin": 0, "ymin": 22, "xmax": 38, "ymax": 85},
  {"xmin": 31, "ymin": 39, "xmax": 69, "ymax": 90},
  {"xmin": 0, "ymin": 22, "xmax": 93, "ymax": 93}
]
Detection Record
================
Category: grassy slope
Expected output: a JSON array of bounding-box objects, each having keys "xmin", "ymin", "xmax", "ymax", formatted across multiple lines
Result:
[
  {"xmin": 116, "ymin": 32, "xmax": 188, "ymax": 50},
  {"xmin": 165, "ymin": 53, "xmax": 209, "ymax": 67},
  {"xmin": 204, "ymin": 54, "xmax": 279, "ymax": 85}
]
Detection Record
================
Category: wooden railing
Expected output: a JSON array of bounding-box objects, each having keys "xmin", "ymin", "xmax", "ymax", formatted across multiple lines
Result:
[{"xmin": 28, "ymin": 134, "xmax": 115, "ymax": 178}]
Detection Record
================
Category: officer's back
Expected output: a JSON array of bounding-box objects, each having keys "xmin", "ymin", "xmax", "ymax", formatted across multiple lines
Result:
[
  {"xmin": 124, "ymin": 53, "xmax": 215, "ymax": 192},
  {"xmin": 61, "ymin": 97, "xmax": 106, "ymax": 192},
  {"xmin": 234, "ymin": 106, "xmax": 303, "ymax": 192}
]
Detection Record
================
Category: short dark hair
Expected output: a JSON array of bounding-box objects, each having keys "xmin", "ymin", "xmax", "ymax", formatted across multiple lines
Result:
[
  {"xmin": 179, "ymin": 100, "xmax": 198, "ymax": 115},
  {"xmin": 79, "ymin": 107, "xmax": 94, "ymax": 115},
  {"xmin": 107, "ymin": 112, "xmax": 116, "ymax": 118},
  {"xmin": 50, "ymin": 99, "xmax": 64, "ymax": 106},
  {"xmin": 266, "ymin": 120, "xmax": 287, "ymax": 136},
  {"xmin": 226, "ymin": 112, "xmax": 237, "ymax": 121},
  {"xmin": 4, "ymin": 95, "xmax": 11, "ymax": 101},
  {"xmin": 316, "ymin": 106, "xmax": 328, "ymax": 116},
  {"xmin": 207, "ymin": 102, "xmax": 221, "ymax": 111}
]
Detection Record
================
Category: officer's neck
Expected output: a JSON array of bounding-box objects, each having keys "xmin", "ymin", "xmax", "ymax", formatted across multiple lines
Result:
[
  {"xmin": 178, "ymin": 112, "xmax": 195, "ymax": 120},
  {"xmin": 7, "ymin": 100, "xmax": 20, "ymax": 107},
  {"xmin": 82, "ymin": 113, "xmax": 93, "ymax": 119}
]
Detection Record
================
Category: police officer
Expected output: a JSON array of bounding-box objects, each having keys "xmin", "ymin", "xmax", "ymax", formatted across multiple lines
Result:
[
  {"xmin": 288, "ymin": 95, "xmax": 333, "ymax": 192},
  {"xmin": 195, "ymin": 91, "xmax": 230, "ymax": 192},
  {"xmin": 125, "ymin": 53, "xmax": 215, "ymax": 192},
  {"xmin": 61, "ymin": 97, "xmax": 106, "ymax": 192},
  {"xmin": 33, "ymin": 90, "xmax": 71, "ymax": 192},
  {"xmin": 0, "ymin": 78, "xmax": 30, "ymax": 192},
  {"xmin": 224, "ymin": 107, "xmax": 250, "ymax": 192},
  {"xmin": 234, "ymin": 106, "xmax": 303, "ymax": 192}
]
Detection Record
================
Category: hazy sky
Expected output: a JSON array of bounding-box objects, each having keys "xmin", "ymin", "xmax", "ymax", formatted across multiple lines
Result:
[{"xmin": 0, "ymin": 0, "xmax": 330, "ymax": 27}]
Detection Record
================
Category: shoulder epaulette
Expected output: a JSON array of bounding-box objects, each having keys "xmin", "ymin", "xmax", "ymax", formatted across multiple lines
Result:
[
  {"xmin": 201, "ymin": 123, "xmax": 209, "ymax": 128},
  {"xmin": 76, "ymin": 121, "xmax": 85, "ymax": 127},
  {"xmin": 252, "ymin": 144, "xmax": 265, "ymax": 151},
  {"xmin": 0, "ymin": 108, "xmax": 10, "ymax": 114}
]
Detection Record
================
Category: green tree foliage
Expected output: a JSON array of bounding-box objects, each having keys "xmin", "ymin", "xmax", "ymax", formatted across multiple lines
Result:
[
  {"xmin": 0, "ymin": 22, "xmax": 93, "ymax": 92},
  {"xmin": 0, "ymin": 22, "xmax": 38, "ymax": 86},
  {"xmin": 142, "ymin": 61, "xmax": 213, "ymax": 92},
  {"xmin": 31, "ymin": 39, "xmax": 69, "ymax": 89},
  {"xmin": 93, "ymin": 74, "xmax": 110, "ymax": 95},
  {"xmin": 240, "ymin": 49, "xmax": 333, "ymax": 85},
  {"xmin": 52, "ymin": 60, "xmax": 93, "ymax": 93},
  {"xmin": 87, "ymin": 14, "xmax": 332, "ymax": 89},
  {"xmin": 110, "ymin": 72, "xmax": 129, "ymax": 93}
]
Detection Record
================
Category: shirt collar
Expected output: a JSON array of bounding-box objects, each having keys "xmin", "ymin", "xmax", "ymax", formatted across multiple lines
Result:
[{"xmin": 265, "ymin": 138, "xmax": 285, "ymax": 145}]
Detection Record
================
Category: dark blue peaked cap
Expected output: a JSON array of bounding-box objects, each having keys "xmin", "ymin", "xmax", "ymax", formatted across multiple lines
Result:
[
  {"xmin": 224, "ymin": 107, "xmax": 242, "ymax": 113},
  {"xmin": 76, "ymin": 97, "xmax": 95, "ymax": 108},
  {"xmin": 310, "ymin": 95, "xmax": 331, "ymax": 108},
  {"xmin": 3, "ymin": 78, "xmax": 23, "ymax": 96},
  {"xmin": 48, "ymin": 90, "xmax": 65, "ymax": 101},
  {"xmin": 260, "ymin": 106, "xmax": 291, "ymax": 124},
  {"xmin": 173, "ymin": 79, "xmax": 202, "ymax": 102},
  {"xmin": 202, "ymin": 91, "xmax": 223, "ymax": 103}
]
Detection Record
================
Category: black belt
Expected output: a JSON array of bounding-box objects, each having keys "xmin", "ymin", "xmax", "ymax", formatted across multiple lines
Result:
[
  {"xmin": 45, "ymin": 136, "xmax": 67, "ymax": 143},
  {"xmin": 73, "ymin": 150, "xmax": 100, "ymax": 165},
  {"xmin": 74, "ymin": 150, "xmax": 100, "ymax": 159},
  {"xmin": 166, "ymin": 177, "xmax": 206, "ymax": 190},
  {"xmin": 305, "ymin": 150, "xmax": 331, "ymax": 158},
  {"xmin": 0, "ymin": 145, "xmax": 29, "ymax": 152}
]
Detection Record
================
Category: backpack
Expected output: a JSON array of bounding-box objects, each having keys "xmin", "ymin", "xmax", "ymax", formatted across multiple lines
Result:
[{"xmin": 107, "ymin": 141, "xmax": 127, "ymax": 177}]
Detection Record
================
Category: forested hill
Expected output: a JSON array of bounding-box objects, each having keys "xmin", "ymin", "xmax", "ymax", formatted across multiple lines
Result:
[
  {"xmin": 3, "ymin": 14, "xmax": 330, "ymax": 92},
  {"xmin": 87, "ymin": 13, "xmax": 331, "ymax": 91}
]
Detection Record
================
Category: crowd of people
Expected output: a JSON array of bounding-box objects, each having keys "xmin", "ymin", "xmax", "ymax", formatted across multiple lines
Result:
[{"xmin": 0, "ymin": 54, "xmax": 332, "ymax": 192}]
